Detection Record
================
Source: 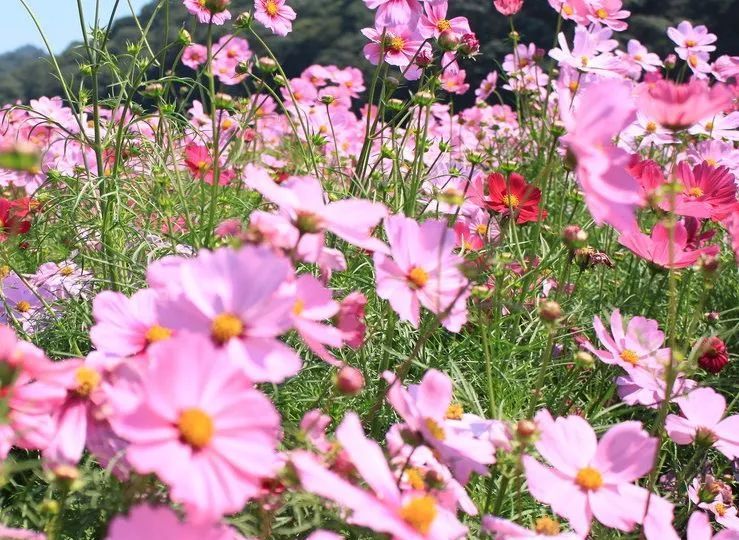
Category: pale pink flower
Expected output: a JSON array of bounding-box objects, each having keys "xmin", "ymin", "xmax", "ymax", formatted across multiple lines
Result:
[
  {"xmin": 374, "ymin": 215, "xmax": 469, "ymax": 331},
  {"xmin": 666, "ymin": 387, "xmax": 739, "ymax": 459},
  {"xmin": 0, "ymin": 526, "xmax": 46, "ymax": 539},
  {"xmin": 384, "ymin": 369, "xmax": 495, "ymax": 483},
  {"xmin": 549, "ymin": 26, "xmax": 620, "ymax": 75},
  {"xmin": 106, "ymin": 504, "xmax": 246, "ymax": 540},
  {"xmin": 585, "ymin": 310, "xmax": 669, "ymax": 371},
  {"xmin": 585, "ymin": 0, "xmax": 630, "ymax": 31},
  {"xmin": 618, "ymin": 221, "xmax": 720, "ymax": 269},
  {"xmin": 113, "ymin": 334, "xmax": 282, "ymax": 522},
  {"xmin": 548, "ymin": 0, "xmax": 589, "ymax": 24},
  {"xmin": 615, "ymin": 365, "xmax": 696, "ymax": 408},
  {"xmin": 254, "ymin": 0, "xmax": 296, "ymax": 37},
  {"xmin": 687, "ymin": 511, "xmax": 739, "ymax": 540},
  {"xmin": 481, "ymin": 516, "xmax": 582, "ymax": 539},
  {"xmin": 688, "ymin": 111, "xmax": 739, "ymax": 141},
  {"xmin": 475, "ymin": 72, "xmax": 498, "ymax": 101},
  {"xmin": 362, "ymin": 25, "xmax": 427, "ymax": 72},
  {"xmin": 336, "ymin": 292, "xmax": 367, "ymax": 349},
  {"xmin": 292, "ymin": 412, "xmax": 468, "ymax": 539},
  {"xmin": 493, "ymin": 0, "xmax": 524, "ymax": 16},
  {"xmin": 667, "ymin": 21, "xmax": 717, "ymax": 61},
  {"xmin": 441, "ymin": 70, "xmax": 469, "ymax": 95},
  {"xmin": 523, "ymin": 413, "xmax": 677, "ymax": 538},
  {"xmin": 616, "ymin": 40, "xmax": 662, "ymax": 78},
  {"xmin": 183, "ymin": 0, "xmax": 232, "ymax": 25},
  {"xmin": 713, "ymin": 55, "xmax": 739, "ymax": 83},
  {"xmin": 156, "ymin": 246, "xmax": 301, "ymax": 384},
  {"xmin": 559, "ymin": 79, "xmax": 641, "ymax": 233}
]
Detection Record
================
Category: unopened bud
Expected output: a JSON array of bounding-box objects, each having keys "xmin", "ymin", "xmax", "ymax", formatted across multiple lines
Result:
[
  {"xmin": 438, "ymin": 30, "xmax": 460, "ymax": 51},
  {"xmin": 257, "ymin": 57, "xmax": 278, "ymax": 73},
  {"xmin": 178, "ymin": 29, "xmax": 192, "ymax": 45},
  {"xmin": 336, "ymin": 366, "xmax": 365, "ymax": 395},
  {"xmin": 574, "ymin": 351, "xmax": 595, "ymax": 369},
  {"xmin": 539, "ymin": 300, "xmax": 563, "ymax": 323},
  {"xmin": 516, "ymin": 419, "xmax": 537, "ymax": 439},
  {"xmin": 562, "ymin": 225, "xmax": 588, "ymax": 249},
  {"xmin": 204, "ymin": 0, "xmax": 230, "ymax": 13}
]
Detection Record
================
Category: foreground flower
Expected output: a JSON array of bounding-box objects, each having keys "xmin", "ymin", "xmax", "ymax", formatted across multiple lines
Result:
[
  {"xmin": 523, "ymin": 412, "xmax": 676, "ymax": 538},
  {"xmin": 292, "ymin": 412, "xmax": 468, "ymax": 539},
  {"xmin": 113, "ymin": 334, "xmax": 282, "ymax": 522},
  {"xmin": 482, "ymin": 515, "xmax": 581, "ymax": 539},
  {"xmin": 106, "ymin": 504, "xmax": 245, "ymax": 540},
  {"xmin": 254, "ymin": 0, "xmax": 296, "ymax": 37},
  {"xmin": 374, "ymin": 215, "xmax": 469, "ymax": 331},
  {"xmin": 666, "ymin": 387, "xmax": 739, "ymax": 459},
  {"xmin": 687, "ymin": 511, "xmax": 739, "ymax": 540},
  {"xmin": 637, "ymin": 79, "xmax": 733, "ymax": 131},
  {"xmin": 0, "ymin": 525, "xmax": 46, "ymax": 539},
  {"xmin": 618, "ymin": 221, "xmax": 719, "ymax": 269}
]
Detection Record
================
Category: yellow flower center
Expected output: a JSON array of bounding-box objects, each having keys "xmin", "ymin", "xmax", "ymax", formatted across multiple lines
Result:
[
  {"xmin": 475, "ymin": 224, "xmax": 488, "ymax": 235},
  {"xmin": 265, "ymin": 0, "xmax": 279, "ymax": 17},
  {"xmin": 619, "ymin": 349, "xmax": 639, "ymax": 366},
  {"xmin": 59, "ymin": 266, "xmax": 74, "ymax": 277},
  {"xmin": 568, "ymin": 81, "xmax": 579, "ymax": 92},
  {"xmin": 535, "ymin": 517, "xmax": 561, "ymax": 536},
  {"xmin": 424, "ymin": 418, "xmax": 446, "ymax": 441},
  {"xmin": 562, "ymin": 4, "xmax": 574, "ymax": 15},
  {"xmin": 685, "ymin": 39, "xmax": 697, "ymax": 48},
  {"xmin": 145, "ymin": 325, "xmax": 173, "ymax": 344},
  {"xmin": 715, "ymin": 503, "xmax": 727, "ymax": 517},
  {"xmin": 634, "ymin": 53, "xmax": 643, "ymax": 61},
  {"xmin": 645, "ymin": 121, "xmax": 657, "ymax": 133},
  {"xmin": 595, "ymin": 8, "xmax": 608, "ymax": 18},
  {"xmin": 706, "ymin": 158, "xmax": 717, "ymax": 166},
  {"xmin": 575, "ymin": 467, "xmax": 603, "ymax": 491},
  {"xmin": 0, "ymin": 265, "xmax": 10, "ymax": 279},
  {"xmin": 704, "ymin": 121, "xmax": 714, "ymax": 131},
  {"xmin": 436, "ymin": 19, "xmax": 452, "ymax": 32},
  {"xmin": 74, "ymin": 366, "xmax": 101, "ymax": 398},
  {"xmin": 292, "ymin": 299, "xmax": 305, "ymax": 316},
  {"xmin": 15, "ymin": 301, "xmax": 31, "ymax": 313},
  {"xmin": 211, "ymin": 313, "xmax": 244, "ymax": 344},
  {"xmin": 445, "ymin": 404, "xmax": 464, "ymax": 420},
  {"xmin": 688, "ymin": 187, "xmax": 704, "ymax": 198},
  {"xmin": 408, "ymin": 267, "xmax": 429, "ymax": 289},
  {"xmin": 405, "ymin": 467, "xmax": 426, "ymax": 490},
  {"xmin": 580, "ymin": 56, "xmax": 589, "ymax": 67},
  {"xmin": 399, "ymin": 496, "xmax": 437, "ymax": 534},
  {"xmin": 688, "ymin": 54, "xmax": 699, "ymax": 68},
  {"xmin": 388, "ymin": 36, "xmax": 406, "ymax": 54},
  {"xmin": 177, "ymin": 408, "xmax": 214, "ymax": 450},
  {"xmin": 502, "ymin": 194, "xmax": 520, "ymax": 208}
]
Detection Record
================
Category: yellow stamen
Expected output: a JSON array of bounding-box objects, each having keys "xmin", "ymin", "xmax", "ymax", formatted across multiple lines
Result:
[
  {"xmin": 292, "ymin": 299, "xmax": 305, "ymax": 316},
  {"xmin": 445, "ymin": 404, "xmax": 464, "ymax": 420},
  {"xmin": 211, "ymin": 313, "xmax": 244, "ymax": 344},
  {"xmin": 436, "ymin": 19, "xmax": 452, "ymax": 32},
  {"xmin": 688, "ymin": 187, "xmax": 704, "ymax": 198},
  {"xmin": 408, "ymin": 267, "xmax": 429, "ymax": 289},
  {"xmin": 15, "ymin": 301, "xmax": 31, "ymax": 313},
  {"xmin": 388, "ymin": 36, "xmax": 406, "ymax": 54},
  {"xmin": 177, "ymin": 408, "xmax": 214, "ymax": 450},
  {"xmin": 619, "ymin": 349, "xmax": 639, "ymax": 366},
  {"xmin": 535, "ymin": 516, "xmax": 561, "ymax": 536},
  {"xmin": 595, "ymin": 8, "xmax": 608, "ymax": 18},
  {"xmin": 399, "ymin": 496, "xmax": 437, "ymax": 534},
  {"xmin": 424, "ymin": 418, "xmax": 446, "ymax": 441},
  {"xmin": 265, "ymin": 0, "xmax": 279, "ymax": 17},
  {"xmin": 74, "ymin": 366, "xmax": 101, "ymax": 398},
  {"xmin": 405, "ymin": 467, "xmax": 426, "ymax": 490},
  {"xmin": 575, "ymin": 467, "xmax": 603, "ymax": 491},
  {"xmin": 146, "ymin": 325, "xmax": 173, "ymax": 344},
  {"xmin": 502, "ymin": 194, "xmax": 520, "ymax": 208}
]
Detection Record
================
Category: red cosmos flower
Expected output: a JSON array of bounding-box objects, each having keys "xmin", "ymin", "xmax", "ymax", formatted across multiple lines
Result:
[
  {"xmin": 698, "ymin": 336, "xmax": 729, "ymax": 374},
  {"xmin": 473, "ymin": 172, "xmax": 547, "ymax": 224},
  {"xmin": 0, "ymin": 198, "xmax": 34, "ymax": 241},
  {"xmin": 665, "ymin": 161, "xmax": 739, "ymax": 221},
  {"xmin": 183, "ymin": 143, "xmax": 234, "ymax": 186}
]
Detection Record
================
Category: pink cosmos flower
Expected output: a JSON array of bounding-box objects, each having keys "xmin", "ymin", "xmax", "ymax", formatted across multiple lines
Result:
[
  {"xmin": 559, "ymin": 80, "xmax": 641, "ymax": 233},
  {"xmin": 585, "ymin": 0, "xmax": 629, "ymax": 31},
  {"xmin": 618, "ymin": 221, "xmax": 720, "ymax": 269},
  {"xmin": 183, "ymin": 0, "xmax": 232, "ymax": 25},
  {"xmin": 481, "ymin": 516, "xmax": 582, "ymax": 539},
  {"xmin": 254, "ymin": 0, "xmax": 296, "ymax": 37},
  {"xmin": 364, "ymin": 0, "xmax": 422, "ymax": 26},
  {"xmin": 156, "ymin": 246, "xmax": 301, "ymax": 384},
  {"xmin": 441, "ymin": 70, "xmax": 469, "ymax": 95},
  {"xmin": 113, "ymin": 333, "xmax": 282, "ymax": 523},
  {"xmin": 727, "ymin": 213, "xmax": 739, "ymax": 265},
  {"xmin": 615, "ymin": 365, "xmax": 696, "ymax": 409},
  {"xmin": 616, "ymin": 40, "xmax": 662, "ymax": 78},
  {"xmin": 384, "ymin": 369, "xmax": 495, "ymax": 484},
  {"xmin": 90, "ymin": 289, "xmax": 172, "ymax": 360},
  {"xmin": 374, "ymin": 215, "xmax": 469, "ymax": 332},
  {"xmin": 106, "ymin": 504, "xmax": 246, "ymax": 540},
  {"xmin": 548, "ymin": 0, "xmax": 589, "ymax": 24},
  {"xmin": 493, "ymin": 0, "xmax": 524, "ymax": 16},
  {"xmin": 475, "ymin": 72, "xmax": 498, "ymax": 102},
  {"xmin": 523, "ymin": 413, "xmax": 677, "ymax": 538},
  {"xmin": 549, "ymin": 26, "xmax": 619, "ymax": 74},
  {"xmin": 0, "ymin": 526, "xmax": 46, "ymax": 539},
  {"xmin": 288, "ymin": 274, "xmax": 344, "ymax": 366},
  {"xmin": 418, "ymin": 1, "xmax": 470, "ymax": 40},
  {"xmin": 336, "ymin": 292, "xmax": 367, "ymax": 349},
  {"xmin": 362, "ymin": 25, "xmax": 426, "ymax": 70},
  {"xmin": 585, "ymin": 310, "xmax": 669, "ymax": 371},
  {"xmin": 291, "ymin": 412, "xmax": 468, "ymax": 539},
  {"xmin": 713, "ymin": 55, "xmax": 739, "ymax": 83},
  {"xmin": 637, "ymin": 79, "xmax": 733, "ymax": 131},
  {"xmin": 665, "ymin": 161, "xmax": 739, "ymax": 220},
  {"xmin": 667, "ymin": 21, "xmax": 717, "ymax": 61},
  {"xmin": 665, "ymin": 387, "xmax": 739, "ymax": 459},
  {"xmin": 245, "ymin": 165, "xmax": 388, "ymax": 254},
  {"xmin": 687, "ymin": 511, "xmax": 739, "ymax": 540},
  {"xmin": 183, "ymin": 44, "xmax": 208, "ymax": 70}
]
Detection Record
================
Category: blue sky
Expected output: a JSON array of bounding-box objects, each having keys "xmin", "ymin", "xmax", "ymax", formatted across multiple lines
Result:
[{"xmin": 3, "ymin": 0, "xmax": 151, "ymax": 55}]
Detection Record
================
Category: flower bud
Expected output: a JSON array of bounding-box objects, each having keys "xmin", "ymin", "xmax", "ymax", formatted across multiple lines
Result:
[
  {"xmin": 574, "ymin": 351, "xmax": 594, "ymax": 369},
  {"xmin": 178, "ymin": 29, "xmax": 192, "ymax": 46},
  {"xmin": 413, "ymin": 90, "xmax": 435, "ymax": 107},
  {"xmin": 438, "ymin": 30, "xmax": 460, "ymax": 51},
  {"xmin": 562, "ymin": 225, "xmax": 588, "ymax": 249},
  {"xmin": 538, "ymin": 300, "xmax": 562, "ymax": 323},
  {"xmin": 336, "ymin": 366, "xmax": 364, "ymax": 395},
  {"xmin": 257, "ymin": 57, "xmax": 278, "ymax": 73},
  {"xmin": 204, "ymin": 0, "xmax": 230, "ymax": 13},
  {"xmin": 516, "ymin": 419, "xmax": 537, "ymax": 439},
  {"xmin": 698, "ymin": 336, "xmax": 729, "ymax": 374},
  {"xmin": 234, "ymin": 11, "xmax": 251, "ymax": 28},
  {"xmin": 459, "ymin": 33, "xmax": 480, "ymax": 56}
]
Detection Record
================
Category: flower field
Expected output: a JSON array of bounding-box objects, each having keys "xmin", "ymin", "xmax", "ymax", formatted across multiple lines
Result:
[{"xmin": 0, "ymin": 0, "xmax": 738, "ymax": 538}]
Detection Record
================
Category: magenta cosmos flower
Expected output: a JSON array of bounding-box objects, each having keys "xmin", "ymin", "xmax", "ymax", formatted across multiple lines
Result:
[
  {"xmin": 157, "ymin": 245, "xmax": 301, "ymax": 384},
  {"xmin": 665, "ymin": 161, "xmax": 739, "ymax": 220},
  {"xmin": 418, "ymin": 1, "xmax": 470, "ymax": 40},
  {"xmin": 384, "ymin": 369, "xmax": 495, "ymax": 484},
  {"xmin": 523, "ymin": 413, "xmax": 677, "ymax": 538},
  {"xmin": 618, "ymin": 221, "xmax": 720, "ymax": 269},
  {"xmin": 245, "ymin": 165, "xmax": 388, "ymax": 254},
  {"xmin": 666, "ymin": 387, "xmax": 739, "ymax": 459},
  {"xmin": 637, "ymin": 79, "xmax": 733, "ymax": 131},
  {"xmin": 493, "ymin": 0, "xmax": 524, "ymax": 16},
  {"xmin": 254, "ymin": 0, "xmax": 296, "ymax": 37},
  {"xmin": 113, "ymin": 333, "xmax": 282, "ymax": 522},
  {"xmin": 374, "ymin": 215, "xmax": 469, "ymax": 332},
  {"xmin": 585, "ymin": 310, "xmax": 669, "ymax": 371},
  {"xmin": 183, "ymin": 0, "xmax": 232, "ymax": 25},
  {"xmin": 291, "ymin": 412, "xmax": 468, "ymax": 539},
  {"xmin": 106, "ymin": 504, "xmax": 246, "ymax": 540},
  {"xmin": 361, "ymin": 25, "xmax": 426, "ymax": 69}
]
